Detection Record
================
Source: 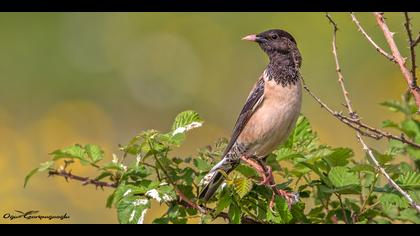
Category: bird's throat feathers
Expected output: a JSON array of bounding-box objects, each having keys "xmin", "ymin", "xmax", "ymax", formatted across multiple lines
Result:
[{"xmin": 264, "ymin": 53, "xmax": 301, "ymax": 87}]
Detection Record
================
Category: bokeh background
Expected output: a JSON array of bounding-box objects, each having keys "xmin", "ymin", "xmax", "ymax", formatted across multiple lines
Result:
[{"xmin": 0, "ymin": 12, "xmax": 418, "ymax": 224}]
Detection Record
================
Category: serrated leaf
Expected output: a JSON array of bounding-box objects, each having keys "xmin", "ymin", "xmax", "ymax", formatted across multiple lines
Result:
[
  {"xmin": 228, "ymin": 203, "xmax": 241, "ymax": 224},
  {"xmin": 397, "ymin": 170, "xmax": 420, "ymax": 189},
  {"xmin": 232, "ymin": 174, "xmax": 253, "ymax": 198},
  {"xmin": 235, "ymin": 164, "xmax": 258, "ymax": 178},
  {"xmin": 85, "ymin": 144, "xmax": 104, "ymax": 163},
  {"xmin": 171, "ymin": 110, "xmax": 203, "ymax": 135},
  {"xmin": 215, "ymin": 189, "xmax": 232, "ymax": 215},
  {"xmin": 397, "ymin": 208, "xmax": 420, "ymax": 223},
  {"xmin": 328, "ymin": 166, "xmax": 359, "ymax": 188},
  {"xmin": 24, "ymin": 161, "xmax": 54, "ymax": 188},
  {"xmin": 368, "ymin": 149, "xmax": 393, "ymax": 166},
  {"xmin": 381, "ymin": 100, "xmax": 406, "ymax": 113},
  {"xmin": 267, "ymin": 196, "xmax": 292, "ymax": 224},
  {"xmin": 49, "ymin": 144, "xmax": 88, "ymax": 164},
  {"xmin": 193, "ymin": 158, "xmax": 212, "ymax": 172},
  {"xmin": 117, "ymin": 196, "xmax": 150, "ymax": 224},
  {"xmin": 322, "ymin": 148, "xmax": 353, "ymax": 167},
  {"xmin": 380, "ymin": 193, "xmax": 409, "ymax": 218},
  {"xmin": 113, "ymin": 184, "xmax": 150, "ymax": 207},
  {"xmin": 319, "ymin": 184, "xmax": 360, "ymax": 195},
  {"xmin": 401, "ymin": 120, "xmax": 419, "ymax": 139},
  {"xmin": 382, "ymin": 119, "xmax": 400, "ymax": 129},
  {"xmin": 352, "ymin": 164, "xmax": 375, "ymax": 173},
  {"xmin": 407, "ymin": 146, "xmax": 420, "ymax": 160}
]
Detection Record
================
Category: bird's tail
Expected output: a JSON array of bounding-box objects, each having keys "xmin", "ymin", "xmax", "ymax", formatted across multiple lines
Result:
[{"xmin": 198, "ymin": 158, "xmax": 237, "ymax": 201}]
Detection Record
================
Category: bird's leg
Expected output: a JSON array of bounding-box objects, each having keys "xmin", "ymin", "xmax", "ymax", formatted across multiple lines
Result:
[
  {"xmin": 241, "ymin": 156, "xmax": 298, "ymax": 207},
  {"xmin": 239, "ymin": 156, "xmax": 270, "ymax": 184}
]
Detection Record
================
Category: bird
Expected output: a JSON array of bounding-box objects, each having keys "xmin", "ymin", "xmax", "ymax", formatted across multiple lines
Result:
[{"xmin": 198, "ymin": 29, "xmax": 303, "ymax": 202}]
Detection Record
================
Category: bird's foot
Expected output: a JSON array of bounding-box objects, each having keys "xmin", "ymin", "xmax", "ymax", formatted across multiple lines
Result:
[{"xmin": 258, "ymin": 165, "xmax": 274, "ymax": 186}]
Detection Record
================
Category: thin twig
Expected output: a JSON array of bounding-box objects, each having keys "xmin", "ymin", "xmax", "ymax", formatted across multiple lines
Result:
[
  {"xmin": 413, "ymin": 34, "xmax": 420, "ymax": 48},
  {"xmin": 403, "ymin": 12, "xmax": 418, "ymax": 87},
  {"xmin": 357, "ymin": 135, "xmax": 420, "ymax": 213},
  {"xmin": 335, "ymin": 193, "xmax": 349, "ymax": 224},
  {"xmin": 302, "ymin": 75, "xmax": 420, "ymax": 149},
  {"xmin": 326, "ymin": 13, "xmax": 420, "ymax": 213},
  {"xmin": 350, "ymin": 13, "xmax": 396, "ymax": 63},
  {"xmin": 374, "ymin": 12, "xmax": 420, "ymax": 112}
]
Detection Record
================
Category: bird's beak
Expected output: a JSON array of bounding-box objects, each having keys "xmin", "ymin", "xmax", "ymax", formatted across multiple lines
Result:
[{"xmin": 242, "ymin": 34, "xmax": 266, "ymax": 43}]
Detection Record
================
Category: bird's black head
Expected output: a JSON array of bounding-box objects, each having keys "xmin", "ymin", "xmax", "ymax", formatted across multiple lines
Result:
[{"xmin": 242, "ymin": 29, "xmax": 298, "ymax": 56}]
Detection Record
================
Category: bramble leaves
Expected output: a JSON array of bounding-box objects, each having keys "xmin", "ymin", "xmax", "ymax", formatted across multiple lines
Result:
[
  {"xmin": 24, "ymin": 107, "xmax": 420, "ymax": 224},
  {"xmin": 328, "ymin": 167, "xmax": 359, "ymax": 188}
]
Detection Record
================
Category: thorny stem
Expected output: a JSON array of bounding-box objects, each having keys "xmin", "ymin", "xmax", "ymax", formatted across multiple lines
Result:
[
  {"xmin": 350, "ymin": 13, "xmax": 396, "ymax": 63},
  {"xmin": 326, "ymin": 13, "xmax": 420, "ymax": 214},
  {"xmin": 302, "ymin": 76, "xmax": 420, "ymax": 149},
  {"xmin": 48, "ymin": 169, "xmax": 118, "ymax": 188},
  {"xmin": 403, "ymin": 12, "xmax": 418, "ymax": 89},
  {"xmin": 374, "ymin": 12, "xmax": 420, "ymax": 112}
]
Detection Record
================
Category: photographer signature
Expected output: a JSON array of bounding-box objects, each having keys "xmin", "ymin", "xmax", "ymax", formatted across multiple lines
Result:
[{"xmin": 3, "ymin": 210, "xmax": 70, "ymax": 221}]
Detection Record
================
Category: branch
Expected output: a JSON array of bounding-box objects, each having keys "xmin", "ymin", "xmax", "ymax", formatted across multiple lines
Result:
[
  {"xmin": 403, "ymin": 13, "xmax": 418, "ymax": 86},
  {"xmin": 326, "ymin": 13, "xmax": 355, "ymax": 117},
  {"xmin": 302, "ymin": 83, "xmax": 420, "ymax": 149},
  {"xmin": 325, "ymin": 13, "xmax": 420, "ymax": 213},
  {"xmin": 374, "ymin": 12, "xmax": 420, "ymax": 112},
  {"xmin": 48, "ymin": 169, "xmax": 118, "ymax": 188},
  {"xmin": 350, "ymin": 13, "xmax": 396, "ymax": 63},
  {"xmin": 48, "ymin": 168, "xmax": 261, "ymax": 224},
  {"xmin": 413, "ymin": 34, "xmax": 420, "ymax": 48}
]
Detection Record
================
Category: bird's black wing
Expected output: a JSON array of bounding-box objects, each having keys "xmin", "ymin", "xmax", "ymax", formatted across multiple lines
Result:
[{"xmin": 223, "ymin": 76, "xmax": 265, "ymax": 156}]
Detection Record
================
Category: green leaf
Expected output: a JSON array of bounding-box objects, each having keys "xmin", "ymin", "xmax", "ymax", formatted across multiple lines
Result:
[
  {"xmin": 84, "ymin": 144, "xmax": 104, "ymax": 163},
  {"xmin": 397, "ymin": 170, "xmax": 420, "ymax": 189},
  {"xmin": 23, "ymin": 161, "xmax": 54, "ymax": 188},
  {"xmin": 235, "ymin": 164, "xmax": 258, "ymax": 178},
  {"xmin": 381, "ymin": 100, "xmax": 406, "ymax": 113},
  {"xmin": 319, "ymin": 184, "xmax": 360, "ymax": 195},
  {"xmin": 267, "ymin": 196, "xmax": 292, "ymax": 224},
  {"xmin": 113, "ymin": 184, "xmax": 150, "ymax": 207},
  {"xmin": 381, "ymin": 120, "xmax": 400, "ymax": 129},
  {"xmin": 352, "ymin": 164, "xmax": 375, "ymax": 173},
  {"xmin": 228, "ymin": 203, "xmax": 241, "ymax": 224},
  {"xmin": 215, "ymin": 189, "xmax": 232, "ymax": 215},
  {"xmin": 401, "ymin": 120, "xmax": 419, "ymax": 139},
  {"xmin": 193, "ymin": 158, "xmax": 212, "ymax": 172},
  {"xmin": 117, "ymin": 196, "xmax": 150, "ymax": 224},
  {"xmin": 368, "ymin": 149, "xmax": 393, "ymax": 166},
  {"xmin": 380, "ymin": 193, "xmax": 409, "ymax": 218},
  {"xmin": 322, "ymin": 148, "xmax": 353, "ymax": 167},
  {"xmin": 23, "ymin": 168, "xmax": 39, "ymax": 188},
  {"xmin": 49, "ymin": 144, "xmax": 88, "ymax": 164},
  {"xmin": 171, "ymin": 110, "xmax": 203, "ymax": 134},
  {"xmin": 328, "ymin": 166, "xmax": 359, "ymax": 188},
  {"xmin": 397, "ymin": 208, "xmax": 420, "ymax": 224},
  {"xmin": 407, "ymin": 146, "xmax": 420, "ymax": 160},
  {"xmin": 232, "ymin": 173, "xmax": 253, "ymax": 198}
]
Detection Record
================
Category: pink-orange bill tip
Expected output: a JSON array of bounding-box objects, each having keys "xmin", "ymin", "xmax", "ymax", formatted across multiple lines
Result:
[{"xmin": 242, "ymin": 34, "xmax": 257, "ymax": 41}]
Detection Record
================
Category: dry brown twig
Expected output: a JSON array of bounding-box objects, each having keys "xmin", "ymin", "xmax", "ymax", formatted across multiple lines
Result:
[
  {"xmin": 374, "ymin": 12, "xmax": 420, "ymax": 112},
  {"xmin": 404, "ymin": 12, "xmax": 418, "ymax": 86},
  {"xmin": 324, "ymin": 13, "xmax": 420, "ymax": 213},
  {"xmin": 350, "ymin": 13, "xmax": 396, "ymax": 63}
]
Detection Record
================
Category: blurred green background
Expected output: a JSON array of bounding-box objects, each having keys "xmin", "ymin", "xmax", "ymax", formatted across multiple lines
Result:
[{"xmin": 0, "ymin": 12, "xmax": 418, "ymax": 224}]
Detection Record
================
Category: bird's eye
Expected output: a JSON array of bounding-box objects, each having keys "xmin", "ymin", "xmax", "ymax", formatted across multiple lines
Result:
[{"xmin": 271, "ymin": 35, "xmax": 278, "ymax": 39}]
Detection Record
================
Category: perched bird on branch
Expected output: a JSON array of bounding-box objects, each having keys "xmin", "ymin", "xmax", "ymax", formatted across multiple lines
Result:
[{"xmin": 199, "ymin": 29, "xmax": 302, "ymax": 203}]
